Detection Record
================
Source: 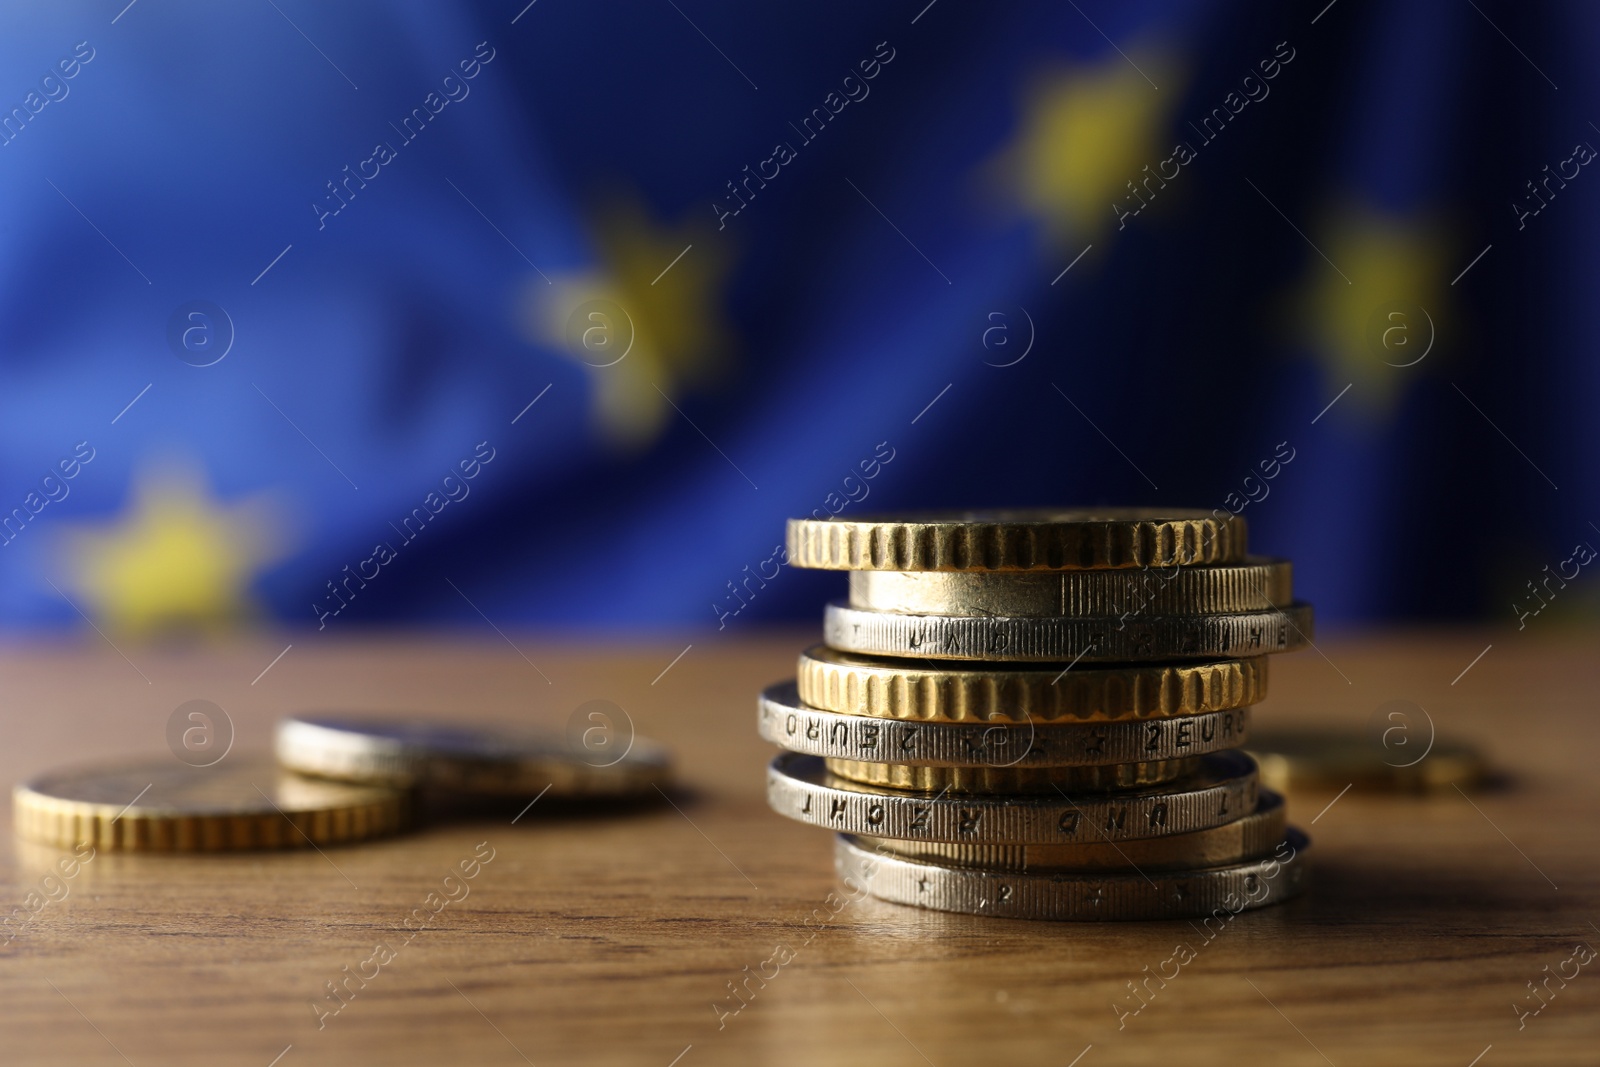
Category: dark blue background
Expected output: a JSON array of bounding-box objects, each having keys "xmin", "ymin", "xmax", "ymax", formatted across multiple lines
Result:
[{"xmin": 0, "ymin": 0, "xmax": 1592, "ymax": 634}]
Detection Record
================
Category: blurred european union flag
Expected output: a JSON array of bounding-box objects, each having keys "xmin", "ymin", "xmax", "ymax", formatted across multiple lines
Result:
[{"xmin": 0, "ymin": 0, "xmax": 1594, "ymax": 635}]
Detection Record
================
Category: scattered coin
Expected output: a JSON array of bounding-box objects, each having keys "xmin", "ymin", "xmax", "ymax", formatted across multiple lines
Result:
[
  {"xmin": 1249, "ymin": 728, "xmax": 1486, "ymax": 794},
  {"xmin": 275, "ymin": 713, "xmax": 672, "ymax": 797},
  {"xmin": 13, "ymin": 756, "xmax": 407, "ymax": 852}
]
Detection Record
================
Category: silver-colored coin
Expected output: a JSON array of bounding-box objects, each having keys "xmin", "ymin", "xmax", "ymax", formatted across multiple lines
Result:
[
  {"xmin": 836, "ymin": 828, "xmax": 1309, "ymax": 921},
  {"xmin": 848, "ymin": 558, "xmax": 1291, "ymax": 617},
  {"xmin": 824, "ymin": 601, "xmax": 1313, "ymax": 662},
  {"xmin": 276, "ymin": 713, "xmax": 671, "ymax": 797},
  {"xmin": 758, "ymin": 681, "xmax": 1250, "ymax": 767},
  {"xmin": 766, "ymin": 751, "xmax": 1259, "ymax": 844},
  {"xmin": 857, "ymin": 790, "xmax": 1287, "ymax": 872}
]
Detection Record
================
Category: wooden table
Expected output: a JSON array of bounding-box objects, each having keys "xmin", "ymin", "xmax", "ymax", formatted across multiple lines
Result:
[{"xmin": 1, "ymin": 629, "xmax": 1596, "ymax": 1066}]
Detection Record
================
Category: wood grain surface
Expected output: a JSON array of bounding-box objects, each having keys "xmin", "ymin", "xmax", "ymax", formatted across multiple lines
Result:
[{"xmin": 1, "ymin": 628, "xmax": 1596, "ymax": 1066}]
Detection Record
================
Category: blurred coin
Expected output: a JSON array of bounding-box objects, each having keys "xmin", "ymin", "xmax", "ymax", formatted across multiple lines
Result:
[
  {"xmin": 848, "ymin": 558, "xmax": 1290, "ymax": 616},
  {"xmin": 1248, "ymin": 728, "xmax": 1486, "ymax": 794},
  {"xmin": 276, "ymin": 713, "xmax": 671, "ymax": 797},
  {"xmin": 857, "ymin": 790, "xmax": 1287, "ymax": 872},
  {"xmin": 13, "ymin": 756, "xmax": 407, "ymax": 852},
  {"xmin": 788, "ymin": 508, "xmax": 1246, "ymax": 571},
  {"xmin": 796, "ymin": 646, "xmax": 1265, "ymax": 723},
  {"xmin": 835, "ymin": 827, "xmax": 1309, "ymax": 921},
  {"xmin": 825, "ymin": 601, "xmax": 1313, "ymax": 662},
  {"xmin": 767, "ymin": 750, "xmax": 1259, "ymax": 844}
]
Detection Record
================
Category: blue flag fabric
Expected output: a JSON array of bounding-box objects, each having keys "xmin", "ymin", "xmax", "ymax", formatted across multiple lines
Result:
[{"xmin": 0, "ymin": 0, "xmax": 1593, "ymax": 634}]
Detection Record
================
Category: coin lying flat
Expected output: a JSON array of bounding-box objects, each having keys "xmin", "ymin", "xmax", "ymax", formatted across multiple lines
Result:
[
  {"xmin": 848, "ymin": 558, "xmax": 1291, "ymax": 617},
  {"xmin": 835, "ymin": 828, "xmax": 1309, "ymax": 921},
  {"xmin": 788, "ymin": 509, "xmax": 1246, "ymax": 571},
  {"xmin": 1249, "ymin": 729, "xmax": 1487, "ymax": 794},
  {"xmin": 795, "ymin": 646, "xmax": 1265, "ymax": 723},
  {"xmin": 857, "ymin": 790, "xmax": 1287, "ymax": 872},
  {"xmin": 13, "ymin": 756, "xmax": 407, "ymax": 852},
  {"xmin": 276, "ymin": 713, "xmax": 671, "ymax": 797},
  {"xmin": 823, "ymin": 757, "xmax": 1199, "ymax": 793},
  {"xmin": 759, "ymin": 682, "xmax": 1251, "ymax": 765},
  {"xmin": 767, "ymin": 750, "xmax": 1259, "ymax": 844},
  {"xmin": 824, "ymin": 602, "xmax": 1313, "ymax": 662}
]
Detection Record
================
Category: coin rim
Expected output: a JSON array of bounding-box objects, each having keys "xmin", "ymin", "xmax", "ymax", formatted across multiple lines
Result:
[
  {"xmin": 766, "ymin": 750, "xmax": 1260, "ymax": 843},
  {"xmin": 823, "ymin": 601, "xmax": 1314, "ymax": 662},
  {"xmin": 760, "ymin": 681, "xmax": 1253, "ymax": 761},
  {"xmin": 12, "ymin": 755, "xmax": 408, "ymax": 852},
  {"xmin": 788, "ymin": 509, "xmax": 1246, "ymax": 572},
  {"xmin": 855, "ymin": 789, "xmax": 1288, "ymax": 872},
  {"xmin": 847, "ymin": 556, "xmax": 1291, "ymax": 616},
  {"xmin": 795, "ymin": 647, "xmax": 1267, "ymax": 722},
  {"xmin": 833, "ymin": 827, "xmax": 1309, "ymax": 921}
]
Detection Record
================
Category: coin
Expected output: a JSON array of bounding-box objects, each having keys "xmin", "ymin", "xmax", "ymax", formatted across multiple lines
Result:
[
  {"xmin": 276, "ymin": 713, "xmax": 672, "ymax": 797},
  {"xmin": 796, "ymin": 646, "xmax": 1265, "ymax": 722},
  {"xmin": 759, "ymin": 682, "xmax": 1251, "ymax": 763},
  {"xmin": 856, "ymin": 790, "xmax": 1287, "ymax": 872},
  {"xmin": 1249, "ymin": 729, "xmax": 1487, "ymax": 794},
  {"xmin": 788, "ymin": 509, "xmax": 1246, "ymax": 571},
  {"xmin": 835, "ymin": 827, "xmax": 1309, "ymax": 921},
  {"xmin": 848, "ymin": 558, "xmax": 1290, "ymax": 617},
  {"xmin": 766, "ymin": 750, "xmax": 1259, "ymax": 843},
  {"xmin": 823, "ymin": 757, "xmax": 1199, "ymax": 793},
  {"xmin": 824, "ymin": 601, "xmax": 1313, "ymax": 662},
  {"xmin": 12, "ymin": 756, "xmax": 408, "ymax": 852}
]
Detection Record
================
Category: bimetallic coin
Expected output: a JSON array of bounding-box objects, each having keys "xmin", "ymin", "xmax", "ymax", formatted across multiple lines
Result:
[
  {"xmin": 848, "ymin": 558, "xmax": 1291, "ymax": 617},
  {"xmin": 857, "ymin": 790, "xmax": 1288, "ymax": 872},
  {"xmin": 835, "ymin": 828, "xmax": 1309, "ymax": 921},
  {"xmin": 824, "ymin": 601, "xmax": 1313, "ymax": 662},
  {"xmin": 759, "ymin": 682, "xmax": 1251, "ymax": 764},
  {"xmin": 796, "ymin": 646, "xmax": 1266, "ymax": 723},
  {"xmin": 12, "ymin": 757, "xmax": 407, "ymax": 852},
  {"xmin": 823, "ymin": 757, "xmax": 1198, "ymax": 793},
  {"xmin": 276, "ymin": 713, "xmax": 671, "ymax": 797},
  {"xmin": 1249, "ymin": 729, "xmax": 1487, "ymax": 794},
  {"xmin": 767, "ymin": 751, "xmax": 1259, "ymax": 844},
  {"xmin": 788, "ymin": 509, "xmax": 1246, "ymax": 571}
]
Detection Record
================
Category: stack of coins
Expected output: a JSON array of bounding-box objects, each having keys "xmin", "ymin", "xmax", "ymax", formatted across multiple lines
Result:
[
  {"xmin": 761, "ymin": 509, "xmax": 1314, "ymax": 920},
  {"xmin": 13, "ymin": 714, "xmax": 670, "ymax": 852}
]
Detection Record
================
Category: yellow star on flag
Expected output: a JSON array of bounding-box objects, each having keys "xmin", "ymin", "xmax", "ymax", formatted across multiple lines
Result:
[
  {"xmin": 58, "ymin": 462, "xmax": 290, "ymax": 635},
  {"xmin": 985, "ymin": 50, "xmax": 1181, "ymax": 246},
  {"xmin": 522, "ymin": 194, "xmax": 735, "ymax": 449},
  {"xmin": 1295, "ymin": 207, "xmax": 1447, "ymax": 413}
]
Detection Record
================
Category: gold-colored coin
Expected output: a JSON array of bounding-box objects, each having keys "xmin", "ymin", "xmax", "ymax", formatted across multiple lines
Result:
[
  {"xmin": 848, "ymin": 557, "xmax": 1290, "ymax": 617},
  {"xmin": 1249, "ymin": 729, "xmax": 1487, "ymax": 794},
  {"xmin": 788, "ymin": 508, "xmax": 1245, "ymax": 571},
  {"xmin": 13, "ymin": 756, "xmax": 408, "ymax": 852},
  {"xmin": 797, "ymin": 645, "xmax": 1266, "ymax": 723},
  {"xmin": 822, "ymin": 757, "xmax": 1199, "ymax": 793},
  {"xmin": 858, "ymin": 790, "xmax": 1287, "ymax": 871}
]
